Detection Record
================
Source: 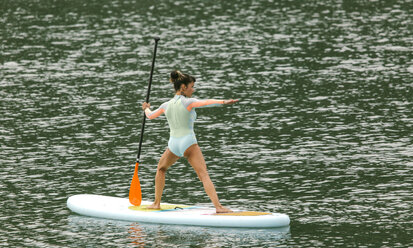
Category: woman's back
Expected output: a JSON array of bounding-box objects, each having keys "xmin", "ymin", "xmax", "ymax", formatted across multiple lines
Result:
[{"xmin": 165, "ymin": 95, "xmax": 196, "ymax": 138}]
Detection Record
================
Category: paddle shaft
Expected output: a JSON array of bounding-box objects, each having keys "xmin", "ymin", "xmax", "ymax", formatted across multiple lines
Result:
[{"xmin": 136, "ymin": 37, "xmax": 160, "ymax": 163}]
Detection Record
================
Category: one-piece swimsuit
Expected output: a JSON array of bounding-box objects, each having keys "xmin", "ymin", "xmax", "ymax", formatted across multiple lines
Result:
[{"xmin": 146, "ymin": 95, "xmax": 224, "ymax": 157}]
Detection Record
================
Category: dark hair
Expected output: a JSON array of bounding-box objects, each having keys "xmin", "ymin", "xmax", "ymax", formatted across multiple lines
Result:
[{"xmin": 170, "ymin": 70, "xmax": 196, "ymax": 91}]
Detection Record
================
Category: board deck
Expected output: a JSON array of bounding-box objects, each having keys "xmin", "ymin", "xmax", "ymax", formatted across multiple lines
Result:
[{"xmin": 67, "ymin": 194, "xmax": 290, "ymax": 228}]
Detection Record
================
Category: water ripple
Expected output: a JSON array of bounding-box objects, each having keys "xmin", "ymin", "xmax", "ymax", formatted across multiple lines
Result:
[{"xmin": 1, "ymin": 0, "xmax": 413, "ymax": 247}]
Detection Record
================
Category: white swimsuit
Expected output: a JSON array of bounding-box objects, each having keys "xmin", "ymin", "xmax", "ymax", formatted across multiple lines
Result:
[{"xmin": 145, "ymin": 95, "xmax": 223, "ymax": 157}]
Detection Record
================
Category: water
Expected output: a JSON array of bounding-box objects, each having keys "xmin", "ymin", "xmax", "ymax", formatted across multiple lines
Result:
[{"xmin": 1, "ymin": 0, "xmax": 412, "ymax": 247}]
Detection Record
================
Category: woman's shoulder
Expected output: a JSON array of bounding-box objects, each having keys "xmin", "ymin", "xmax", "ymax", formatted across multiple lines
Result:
[
  {"xmin": 181, "ymin": 96, "xmax": 200, "ymax": 106},
  {"xmin": 158, "ymin": 100, "xmax": 171, "ymax": 109}
]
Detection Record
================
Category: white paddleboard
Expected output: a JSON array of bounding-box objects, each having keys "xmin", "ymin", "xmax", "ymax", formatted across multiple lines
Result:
[{"xmin": 67, "ymin": 194, "xmax": 290, "ymax": 228}]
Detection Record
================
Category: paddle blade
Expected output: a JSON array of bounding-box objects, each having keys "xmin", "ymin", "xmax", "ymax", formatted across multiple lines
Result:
[{"xmin": 129, "ymin": 162, "xmax": 142, "ymax": 206}]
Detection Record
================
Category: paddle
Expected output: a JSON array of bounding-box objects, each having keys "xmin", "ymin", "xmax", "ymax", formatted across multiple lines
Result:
[{"xmin": 129, "ymin": 37, "xmax": 160, "ymax": 206}]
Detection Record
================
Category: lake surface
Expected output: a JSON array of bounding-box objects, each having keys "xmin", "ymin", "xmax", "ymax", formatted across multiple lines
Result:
[{"xmin": 1, "ymin": 0, "xmax": 412, "ymax": 247}]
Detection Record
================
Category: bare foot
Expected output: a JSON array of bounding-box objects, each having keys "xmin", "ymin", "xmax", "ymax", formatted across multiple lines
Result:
[
  {"xmin": 147, "ymin": 203, "xmax": 161, "ymax": 210},
  {"xmin": 216, "ymin": 206, "xmax": 233, "ymax": 213}
]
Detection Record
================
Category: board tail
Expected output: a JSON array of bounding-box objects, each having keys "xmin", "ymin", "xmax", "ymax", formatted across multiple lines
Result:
[{"xmin": 214, "ymin": 211, "xmax": 271, "ymax": 216}]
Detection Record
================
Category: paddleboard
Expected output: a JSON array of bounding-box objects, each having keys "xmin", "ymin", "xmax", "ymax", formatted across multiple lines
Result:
[{"xmin": 67, "ymin": 194, "xmax": 290, "ymax": 228}]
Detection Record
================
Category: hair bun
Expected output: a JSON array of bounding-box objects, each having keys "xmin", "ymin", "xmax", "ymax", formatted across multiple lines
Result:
[{"xmin": 170, "ymin": 70, "xmax": 180, "ymax": 80}]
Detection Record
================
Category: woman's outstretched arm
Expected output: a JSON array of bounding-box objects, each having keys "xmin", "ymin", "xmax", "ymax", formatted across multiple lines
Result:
[{"xmin": 185, "ymin": 99, "xmax": 239, "ymax": 111}]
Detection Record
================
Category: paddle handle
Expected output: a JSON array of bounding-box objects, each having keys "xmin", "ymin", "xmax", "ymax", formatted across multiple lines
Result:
[{"xmin": 136, "ymin": 37, "xmax": 160, "ymax": 164}]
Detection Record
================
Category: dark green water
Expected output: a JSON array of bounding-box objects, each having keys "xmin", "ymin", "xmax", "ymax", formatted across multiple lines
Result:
[{"xmin": 1, "ymin": 0, "xmax": 412, "ymax": 247}]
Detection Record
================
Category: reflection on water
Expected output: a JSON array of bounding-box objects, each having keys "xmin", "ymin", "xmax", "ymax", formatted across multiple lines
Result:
[
  {"xmin": 67, "ymin": 215, "xmax": 290, "ymax": 247},
  {"xmin": 1, "ymin": 0, "xmax": 412, "ymax": 247}
]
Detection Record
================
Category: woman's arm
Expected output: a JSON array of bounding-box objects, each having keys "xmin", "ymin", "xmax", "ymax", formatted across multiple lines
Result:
[
  {"xmin": 142, "ymin": 102, "xmax": 167, "ymax": 119},
  {"xmin": 185, "ymin": 98, "xmax": 239, "ymax": 111}
]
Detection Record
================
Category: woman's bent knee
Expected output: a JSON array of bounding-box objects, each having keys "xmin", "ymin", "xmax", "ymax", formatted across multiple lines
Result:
[
  {"xmin": 157, "ymin": 148, "xmax": 179, "ymax": 172},
  {"xmin": 156, "ymin": 167, "xmax": 165, "ymax": 173}
]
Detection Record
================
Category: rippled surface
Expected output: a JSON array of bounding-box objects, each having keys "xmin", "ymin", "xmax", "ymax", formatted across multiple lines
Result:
[{"xmin": 1, "ymin": 0, "xmax": 412, "ymax": 247}]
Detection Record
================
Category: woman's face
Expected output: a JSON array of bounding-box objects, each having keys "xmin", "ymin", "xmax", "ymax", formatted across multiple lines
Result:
[{"xmin": 182, "ymin": 82, "xmax": 195, "ymax": 97}]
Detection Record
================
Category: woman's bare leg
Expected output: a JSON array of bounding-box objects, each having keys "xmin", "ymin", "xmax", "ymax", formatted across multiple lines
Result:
[
  {"xmin": 184, "ymin": 144, "xmax": 232, "ymax": 213},
  {"xmin": 148, "ymin": 148, "xmax": 180, "ymax": 209}
]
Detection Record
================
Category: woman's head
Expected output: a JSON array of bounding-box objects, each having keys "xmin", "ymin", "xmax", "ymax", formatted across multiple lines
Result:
[{"xmin": 170, "ymin": 70, "xmax": 196, "ymax": 96}]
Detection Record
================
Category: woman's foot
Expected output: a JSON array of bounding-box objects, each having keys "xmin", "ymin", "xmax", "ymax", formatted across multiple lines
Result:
[
  {"xmin": 216, "ymin": 206, "xmax": 233, "ymax": 213},
  {"xmin": 147, "ymin": 203, "xmax": 161, "ymax": 210}
]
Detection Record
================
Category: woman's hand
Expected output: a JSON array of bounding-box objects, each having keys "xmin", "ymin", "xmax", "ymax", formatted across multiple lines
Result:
[
  {"xmin": 223, "ymin": 99, "xmax": 239, "ymax": 105},
  {"xmin": 142, "ymin": 102, "xmax": 150, "ymax": 110}
]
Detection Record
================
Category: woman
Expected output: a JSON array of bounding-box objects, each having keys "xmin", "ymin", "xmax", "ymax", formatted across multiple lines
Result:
[{"xmin": 142, "ymin": 70, "xmax": 238, "ymax": 213}]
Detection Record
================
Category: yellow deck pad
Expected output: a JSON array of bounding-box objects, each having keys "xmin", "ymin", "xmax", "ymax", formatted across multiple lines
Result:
[
  {"xmin": 214, "ymin": 211, "xmax": 271, "ymax": 216},
  {"xmin": 128, "ymin": 204, "xmax": 190, "ymax": 212}
]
